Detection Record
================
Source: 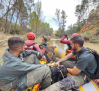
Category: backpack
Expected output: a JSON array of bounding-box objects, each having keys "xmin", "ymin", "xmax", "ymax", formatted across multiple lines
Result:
[
  {"xmin": 24, "ymin": 43, "xmax": 36, "ymax": 50},
  {"xmin": 77, "ymin": 47, "xmax": 99, "ymax": 79}
]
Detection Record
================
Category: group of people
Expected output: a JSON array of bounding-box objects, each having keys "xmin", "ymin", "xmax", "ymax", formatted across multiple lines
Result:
[{"xmin": 0, "ymin": 32, "xmax": 97, "ymax": 91}]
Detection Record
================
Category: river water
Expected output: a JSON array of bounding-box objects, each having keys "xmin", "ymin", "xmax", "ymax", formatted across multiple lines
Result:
[{"xmin": 0, "ymin": 39, "xmax": 99, "ymax": 57}]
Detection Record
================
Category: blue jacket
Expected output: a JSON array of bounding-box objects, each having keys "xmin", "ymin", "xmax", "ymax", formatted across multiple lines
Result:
[{"xmin": 0, "ymin": 49, "xmax": 44, "ymax": 86}]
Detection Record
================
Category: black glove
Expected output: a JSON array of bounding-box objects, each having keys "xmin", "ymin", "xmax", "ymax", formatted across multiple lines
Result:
[
  {"xmin": 64, "ymin": 34, "xmax": 67, "ymax": 37},
  {"xmin": 44, "ymin": 38, "xmax": 47, "ymax": 43},
  {"xmin": 43, "ymin": 43, "xmax": 47, "ymax": 48}
]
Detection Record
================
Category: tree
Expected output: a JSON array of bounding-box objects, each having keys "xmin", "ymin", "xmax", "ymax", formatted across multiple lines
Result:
[
  {"xmin": 53, "ymin": 9, "xmax": 67, "ymax": 37},
  {"xmin": 29, "ymin": 11, "xmax": 41, "ymax": 36},
  {"xmin": 53, "ymin": 9, "xmax": 61, "ymax": 31},
  {"xmin": 14, "ymin": 0, "xmax": 23, "ymax": 33},
  {"xmin": 61, "ymin": 10, "xmax": 67, "ymax": 36},
  {"xmin": 0, "ymin": 0, "xmax": 33, "ymax": 35},
  {"xmin": 29, "ymin": 0, "xmax": 44, "ymax": 37},
  {"xmin": 75, "ymin": 5, "xmax": 82, "ymax": 22}
]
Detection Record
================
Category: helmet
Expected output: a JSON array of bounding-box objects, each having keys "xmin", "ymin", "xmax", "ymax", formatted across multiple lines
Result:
[
  {"xmin": 72, "ymin": 33, "xmax": 79, "ymax": 37},
  {"xmin": 27, "ymin": 32, "xmax": 35, "ymax": 39}
]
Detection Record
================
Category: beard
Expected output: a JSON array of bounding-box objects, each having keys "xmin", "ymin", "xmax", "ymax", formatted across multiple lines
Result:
[
  {"xmin": 72, "ymin": 45, "xmax": 77, "ymax": 51},
  {"xmin": 20, "ymin": 50, "xmax": 24, "ymax": 54}
]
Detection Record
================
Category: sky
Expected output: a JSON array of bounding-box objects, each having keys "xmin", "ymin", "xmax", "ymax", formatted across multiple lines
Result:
[{"xmin": 35, "ymin": 0, "xmax": 81, "ymax": 31}]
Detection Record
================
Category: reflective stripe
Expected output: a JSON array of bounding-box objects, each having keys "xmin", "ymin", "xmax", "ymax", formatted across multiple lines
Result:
[
  {"xmin": 79, "ymin": 80, "xmax": 99, "ymax": 91},
  {"xmin": 91, "ymin": 80, "xmax": 99, "ymax": 91},
  {"xmin": 83, "ymin": 81, "xmax": 97, "ymax": 91},
  {"xmin": 79, "ymin": 86, "xmax": 84, "ymax": 91}
]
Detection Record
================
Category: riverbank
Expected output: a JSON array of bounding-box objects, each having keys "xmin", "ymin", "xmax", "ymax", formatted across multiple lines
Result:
[{"xmin": 80, "ymin": 33, "xmax": 99, "ymax": 43}]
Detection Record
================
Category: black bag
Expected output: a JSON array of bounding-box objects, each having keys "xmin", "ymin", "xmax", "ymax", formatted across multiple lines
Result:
[
  {"xmin": 77, "ymin": 47, "xmax": 99, "ymax": 79},
  {"xmin": 50, "ymin": 66, "xmax": 67, "ymax": 84}
]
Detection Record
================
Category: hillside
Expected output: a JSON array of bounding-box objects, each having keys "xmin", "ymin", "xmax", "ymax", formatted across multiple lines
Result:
[{"xmin": 78, "ymin": 8, "xmax": 99, "ymax": 43}]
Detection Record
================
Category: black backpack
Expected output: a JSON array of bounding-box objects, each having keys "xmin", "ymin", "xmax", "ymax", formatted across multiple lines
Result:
[{"xmin": 78, "ymin": 47, "xmax": 99, "ymax": 79}]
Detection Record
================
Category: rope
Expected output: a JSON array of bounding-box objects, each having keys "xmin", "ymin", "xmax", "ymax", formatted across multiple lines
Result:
[{"xmin": 57, "ymin": 67, "xmax": 64, "ymax": 79}]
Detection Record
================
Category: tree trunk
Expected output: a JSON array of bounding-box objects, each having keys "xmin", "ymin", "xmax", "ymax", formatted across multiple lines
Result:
[
  {"xmin": 20, "ymin": 15, "xmax": 23, "ymax": 32},
  {"xmin": 8, "ymin": 8, "xmax": 15, "ymax": 34},
  {"xmin": 14, "ymin": 0, "xmax": 22, "ymax": 33},
  {"xmin": 5, "ymin": 0, "xmax": 11, "ymax": 34},
  {"xmin": 0, "ymin": 1, "xmax": 17, "ymax": 20}
]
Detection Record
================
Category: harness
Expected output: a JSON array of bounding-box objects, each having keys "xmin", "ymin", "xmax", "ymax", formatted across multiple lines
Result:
[
  {"xmin": 24, "ymin": 43, "xmax": 36, "ymax": 50},
  {"xmin": 66, "ymin": 49, "xmax": 76, "ymax": 60}
]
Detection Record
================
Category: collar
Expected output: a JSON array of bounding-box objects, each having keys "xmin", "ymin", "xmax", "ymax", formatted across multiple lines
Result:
[{"xmin": 77, "ymin": 47, "xmax": 87, "ymax": 54}]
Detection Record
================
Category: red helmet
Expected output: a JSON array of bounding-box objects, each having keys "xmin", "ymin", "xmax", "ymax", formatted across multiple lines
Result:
[
  {"xmin": 72, "ymin": 33, "xmax": 79, "ymax": 37},
  {"xmin": 27, "ymin": 32, "xmax": 35, "ymax": 39}
]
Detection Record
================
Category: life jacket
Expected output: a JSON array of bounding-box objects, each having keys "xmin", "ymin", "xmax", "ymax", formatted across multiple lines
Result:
[
  {"xmin": 66, "ymin": 44, "xmax": 76, "ymax": 60},
  {"xmin": 24, "ymin": 40, "xmax": 36, "ymax": 50}
]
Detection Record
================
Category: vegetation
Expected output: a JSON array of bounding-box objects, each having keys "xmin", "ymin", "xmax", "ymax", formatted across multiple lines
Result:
[
  {"xmin": 1, "ymin": 0, "xmax": 99, "ymax": 43},
  {"xmin": 0, "ymin": 0, "xmax": 53, "ymax": 36},
  {"xmin": 53, "ymin": 9, "xmax": 67, "ymax": 37},
  {"xmin": 65, "ymin": 0, "xmax": 99, "ymax": 43}
]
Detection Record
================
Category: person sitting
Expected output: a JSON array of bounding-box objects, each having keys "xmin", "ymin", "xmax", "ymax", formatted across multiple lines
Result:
[
  {"xmin": 60, "ymin": 33, "xmax": 79, "ymax": 61},
  {"xmin": 0, "ymin": 37, "xmax": 51, "ymax": 91},
  {"xmin": 41, "ymin": 35, "xmax": 97, "ymax": 91},
  {"xmin": 25, "ymin": 32, "xmax": 47, "ymax": 54}
]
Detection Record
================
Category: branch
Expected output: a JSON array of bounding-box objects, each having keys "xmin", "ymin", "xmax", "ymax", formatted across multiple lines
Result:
[{"xmin": 0, "ymin": 2, "xmax": 18, "ymax": 20}]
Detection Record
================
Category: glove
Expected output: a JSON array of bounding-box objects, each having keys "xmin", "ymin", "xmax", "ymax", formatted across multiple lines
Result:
[
  {"xmin": 43, "ymin": 43, "xmax": 47, "ymax": 48},
  {"xmin": 64, "ymin": 34, "xmax": 67, "ymax": 37},
  {"xmin": 37, "ymin": 52, "xmax": 43, "ymax": 59},
  {"xmin": 44, "ymin": 38, "xmax": 47, "ymax": 43}
]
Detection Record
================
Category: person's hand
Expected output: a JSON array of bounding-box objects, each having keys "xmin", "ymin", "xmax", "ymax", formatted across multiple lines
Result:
[
  {"xmin": 55, "ymin": 61, "xmax": 61, "ymax": 67},
  {"xmin": 42, "ymin": 55, "xmax": 46, "ymax": 60},
  {"xmin": 64, "ymin": 34, "xmax": 67, "ymax": 37},
  {"xmin": 59, "ymin": 65, "xmax": 64, "ymax": 68},
  {"xmin": 53, "ymin": 46, "xmax": 56, "ymax": 48},
  {"xmin": 47, "ymin": 63, "xmax": 52, "ymax": 67},
  {"xmin": 43, "ymin": 43, "xmax": 47, "ymax": 48}
]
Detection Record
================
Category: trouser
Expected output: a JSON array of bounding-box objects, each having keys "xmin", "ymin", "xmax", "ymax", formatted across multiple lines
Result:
[
  {"xmin": 41, "ymin": 61, "xmax": 91, "ymax": 91},
  {"xmin": 0, "ymin": 54, "xmax": 51, "ymax": 91}
]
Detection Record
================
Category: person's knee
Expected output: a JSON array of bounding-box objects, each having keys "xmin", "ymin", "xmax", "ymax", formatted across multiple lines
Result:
[
  {"xmin": 29, "ymin": 54, "xmax": 36, "ymax": 58},
  {"xmin": 25, "ymin": 54, "xmax": 36, "ymax": 60},
  {"xmin": 42, "ymin": 65, "xmax": 51, "ymax": 76},
  {"xmin": 44, "ymin": 65, "xmax": 51, "ymax": 73}
]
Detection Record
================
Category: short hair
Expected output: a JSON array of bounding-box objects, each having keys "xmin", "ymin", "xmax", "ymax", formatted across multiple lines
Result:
[
  {"xmin": 70, "ymin": 35, "xmax": 84, "ymax": 47},
  {"xmin": 8, "ymin": 37, "xmax": 25, "ymax": 50}
]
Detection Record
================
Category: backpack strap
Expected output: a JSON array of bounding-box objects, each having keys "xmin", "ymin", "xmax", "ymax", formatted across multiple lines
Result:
[
  {"xmin": 33, "ymin": 43, "xmax": 36, "ymax": 45},
  {"xmin": 32, "ymin": 43, "xmax": 36, "ymax": 51},
  {"xmin": 76, "ymin": 50, "xmax": 90, "ymax": 63}
]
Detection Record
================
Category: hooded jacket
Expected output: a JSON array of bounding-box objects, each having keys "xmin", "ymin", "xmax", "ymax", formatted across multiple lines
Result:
[
  {"xmin": 0, "ymin": 49, "xmax": 44, "ymax": 86},
  {"xmin": 25, "ymin": 40, "xmax": 46, "ymax": 54}
]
